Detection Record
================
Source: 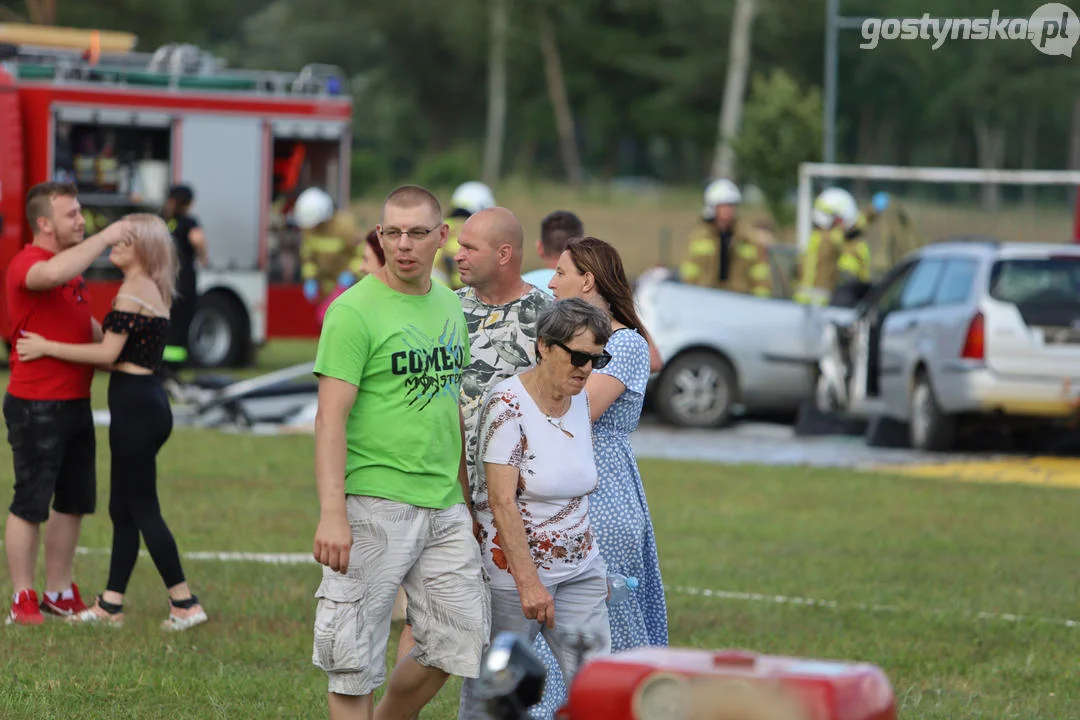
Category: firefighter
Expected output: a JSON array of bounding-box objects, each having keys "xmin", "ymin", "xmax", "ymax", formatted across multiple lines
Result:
[
  {"xmin": 869, "ymin": 192, "xmax": 923, "ymax": 271},
  {"xmin": 679, "ymin": 179, "xmax": 774, "ymax": 297},
  {"xmin": 794, "ymin": 187, "xmax": 871, "ymax": 306},
  {"xmin": 293, "ymin": 187, "xmax": 363, "ymax": 304},
  {"xmin": 834, "ymin": 190, "xmax": 925, "ymax": 275},
  {"xmin": 432, "ymin": 180, "xmax": 496, "ymax": 288}
]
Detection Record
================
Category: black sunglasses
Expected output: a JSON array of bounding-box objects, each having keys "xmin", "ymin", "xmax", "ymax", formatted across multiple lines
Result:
[{"xmin": 552, "ymin": 340, "xmax": 612, "ymax": 369}]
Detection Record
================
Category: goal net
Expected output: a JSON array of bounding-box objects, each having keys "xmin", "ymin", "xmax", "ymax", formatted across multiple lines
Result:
[{"xmin": 795, "ymin": 163, "xmax": 1080, "ymax": 275}]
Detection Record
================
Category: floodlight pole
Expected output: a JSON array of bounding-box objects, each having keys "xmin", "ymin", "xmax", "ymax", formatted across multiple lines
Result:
[
  {"xmin": 824, "ymin": 0, "xmax": 838, "ymax": 164},
  {"xmin": 824, "ymin": 3, "xmax": 873, "ymax": 165}
]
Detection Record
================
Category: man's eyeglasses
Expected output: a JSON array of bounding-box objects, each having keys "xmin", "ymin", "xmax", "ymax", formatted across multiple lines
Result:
[
  {"xmin": 552, "ymin": 340, "xmax": 612, "ymax": 369},
  {"xmin": 380, "ymin": 226, "xmax": 440, "ymax": 241}
]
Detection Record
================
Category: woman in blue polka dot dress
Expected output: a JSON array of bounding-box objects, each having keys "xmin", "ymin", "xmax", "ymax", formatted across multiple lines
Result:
[{"xmin": 531, "ymin": 236, "xmax": 669, "ymax": 718}]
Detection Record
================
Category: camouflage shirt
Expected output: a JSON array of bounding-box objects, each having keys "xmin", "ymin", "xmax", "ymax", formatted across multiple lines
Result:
[{"xmin": 456, "ymin": 284, "xmax": 554, "ymax": 494}]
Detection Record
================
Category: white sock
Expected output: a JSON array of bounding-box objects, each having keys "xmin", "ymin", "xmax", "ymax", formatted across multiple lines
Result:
[{"xmin": 44, "ymin": 587, "xmax": 74, "ymax": 603}]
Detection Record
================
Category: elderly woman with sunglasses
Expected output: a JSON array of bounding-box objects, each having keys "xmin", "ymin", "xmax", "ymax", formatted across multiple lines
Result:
[{"xmin": 458, "ymin": 298, "xmax": 613, "ymax": 720}]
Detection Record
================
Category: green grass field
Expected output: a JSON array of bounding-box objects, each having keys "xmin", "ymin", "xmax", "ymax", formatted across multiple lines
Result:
[{"xmin": 1, "ymin": 342, "xmax": 1079, "ymax": 719}]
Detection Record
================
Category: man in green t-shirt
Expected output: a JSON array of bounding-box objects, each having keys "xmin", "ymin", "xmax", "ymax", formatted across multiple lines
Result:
[{"xmin": 310, "ymin": 184, "xmax": 490, "ymax": 720}]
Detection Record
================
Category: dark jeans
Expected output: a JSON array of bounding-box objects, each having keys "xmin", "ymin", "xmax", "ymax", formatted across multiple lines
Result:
[{"xmin": 4, "ymin": 394, "xmax": 97, "ymax": 524}]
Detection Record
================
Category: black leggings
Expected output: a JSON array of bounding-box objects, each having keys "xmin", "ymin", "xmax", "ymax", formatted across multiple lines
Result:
[{"xmin": 106, "ymin": 371, "xmax": 186, "ymax": 594}]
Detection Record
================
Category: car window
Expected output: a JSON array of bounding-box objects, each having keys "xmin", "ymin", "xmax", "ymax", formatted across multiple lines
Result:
[
  {"xmin": 870, "ymin": 264, "xmax": 916, "ymax": 316},
  {"xmin": 934, "ymin": 258, "xmax": 978, "ymax": 306},
  {"xmin": 989, "ymin": 257, "xmax": 1080, "ymax": 304},
  {"xmin": 897, "ymin": 259, "xmax": 945, "ymax": 310}
]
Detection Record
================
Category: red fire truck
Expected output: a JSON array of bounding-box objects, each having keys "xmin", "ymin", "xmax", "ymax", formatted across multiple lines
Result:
[{"xmin": 0, "ymin": 25, "xmax": 354, "ymax": 366}]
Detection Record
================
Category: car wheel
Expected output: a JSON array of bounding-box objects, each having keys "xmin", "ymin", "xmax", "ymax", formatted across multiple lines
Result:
[
  {"xmin": 189, "ymin": 292, "xmax": 248, "ymax": 368},
  {"xmin": 909, "ymin": 374, "xmax": 955, "ymax": 452},
  {"xmin": 656, "ymin": 351, "xmax": 737, "ymax": 428}
]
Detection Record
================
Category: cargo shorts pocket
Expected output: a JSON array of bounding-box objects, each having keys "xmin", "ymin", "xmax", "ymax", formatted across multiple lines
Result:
[{"xmin": 312, "ymin": 574, "xmax": 368, "ymax": 674}]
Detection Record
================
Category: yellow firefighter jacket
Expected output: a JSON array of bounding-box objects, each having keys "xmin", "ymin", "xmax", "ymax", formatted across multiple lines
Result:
[
  {"xmin": 874, "ymin": 203, "xmax": 923, "ymax": 273},
  {"xmin": 432, "ymin": 216, "xmax": 466, "ymax": 289},
  {"xmin": 300, "ymin": 210, "xmax": 363, "ymax": 297},
  {"xmin": 679, "ymin": 219, "xmax": 774, "ymax": 297},
  {"xmin": 794, "ymin": 226, "xmax": 871, "ymax": 306}
]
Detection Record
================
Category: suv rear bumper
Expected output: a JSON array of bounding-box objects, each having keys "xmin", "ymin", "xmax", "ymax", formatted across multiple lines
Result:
[{"xmin": 943, "ymin": 364, "xmax": 1080, "ymax": 418}]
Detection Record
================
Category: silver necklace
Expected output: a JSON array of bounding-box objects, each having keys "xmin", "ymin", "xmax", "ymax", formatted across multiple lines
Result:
[
  {"xmin": 544, "ymin": 414, "xmax": 574, "ymax": 438},
  {"xmin": 524, "ymin": 373, "xmax": 574, "ymax": 438}
]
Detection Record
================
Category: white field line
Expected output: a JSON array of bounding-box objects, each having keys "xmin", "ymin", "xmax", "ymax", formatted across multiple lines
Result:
[
  {"xmin": 43, "ymin": 544, "xmax": 1077, "ymax": 630},
  {"xmin": 668, "ymin": 585, "xmax": 1080, "ymax": 629}
]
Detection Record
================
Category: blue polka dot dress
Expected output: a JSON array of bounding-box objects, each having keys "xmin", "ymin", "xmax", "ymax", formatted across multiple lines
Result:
[{"xmin": 529, "ymin": 327, "xmax": 669, "ymax": 719}]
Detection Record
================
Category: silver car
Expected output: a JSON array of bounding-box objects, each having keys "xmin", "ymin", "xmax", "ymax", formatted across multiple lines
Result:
[
  {"xmin": 817, "ymin": 238, "xmax": 1080, "ymax": 451},
  {"xmin": 635, "ymin": 246, "xmax": 841, "ymax": 427}
]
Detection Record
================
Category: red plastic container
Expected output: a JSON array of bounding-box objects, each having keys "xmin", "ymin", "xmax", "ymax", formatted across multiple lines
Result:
[{"xmin": 560, "ymin": 648, "xmax": 896, "ymax": 720}]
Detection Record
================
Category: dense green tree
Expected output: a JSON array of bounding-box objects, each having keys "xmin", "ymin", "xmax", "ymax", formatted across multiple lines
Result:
[
  {"xmin": 0, "ymin": 0, "xmax": 1075, "ymax": 201},
  {"xmin": 733, "ymin": 69, "xmax": 823, "ymax": 223}
]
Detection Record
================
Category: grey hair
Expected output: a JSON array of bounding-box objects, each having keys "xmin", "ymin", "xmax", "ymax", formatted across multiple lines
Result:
[{"xmin": 536, "ymin": 298, "xmax": 612, "ymax": 356}]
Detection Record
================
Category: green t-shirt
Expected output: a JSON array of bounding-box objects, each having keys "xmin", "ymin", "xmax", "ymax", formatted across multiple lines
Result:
[{"xmin": 313, "ymin": 275, "xmax": 470, "ymax": 509}]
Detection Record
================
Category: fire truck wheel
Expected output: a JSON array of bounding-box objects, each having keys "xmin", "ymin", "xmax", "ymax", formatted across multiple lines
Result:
[{"xmin": 190, "ymin": 292, "xmax": 249, "ymax": 368}]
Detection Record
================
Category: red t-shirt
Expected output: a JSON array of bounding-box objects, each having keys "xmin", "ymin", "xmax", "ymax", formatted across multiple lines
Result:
[{"xmin": 5, "ymin": 245, "xmax": 95, "ymax": 401}]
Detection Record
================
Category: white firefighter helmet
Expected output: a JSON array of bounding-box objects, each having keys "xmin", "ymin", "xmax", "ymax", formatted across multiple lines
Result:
[
  {"xmin": 812, "ymin": 187, "xmax": 858, "ymax": 230},
  {"xmin": 702, "ymin": 178, "xmax": 742, "ymax": 218},
  {"xmin": 451, "ymin": 181, "xmax": 496, "ymax": 215},
  {"xmin": 293, "ymin": 187, "xmax": 335, "ymax": 230}
]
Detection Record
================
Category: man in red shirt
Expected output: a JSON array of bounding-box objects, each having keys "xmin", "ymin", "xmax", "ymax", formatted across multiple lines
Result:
[{"xmin": 4, "ymin": 181, "xmax": 129, "ymax": 626}]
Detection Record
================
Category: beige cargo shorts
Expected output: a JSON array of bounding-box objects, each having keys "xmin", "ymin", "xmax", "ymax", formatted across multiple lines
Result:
[{"xmin": 312, "ymin": 495, "xmax": 491, "ymax": 696}]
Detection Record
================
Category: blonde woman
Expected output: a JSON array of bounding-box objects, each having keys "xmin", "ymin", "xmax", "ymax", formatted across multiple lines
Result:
[{"xmin": 17, "ymin": 214, "xmax": 208, "ymax": 631}]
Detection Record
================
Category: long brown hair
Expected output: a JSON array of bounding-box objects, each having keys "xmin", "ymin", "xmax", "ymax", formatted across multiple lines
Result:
[{"xmin": 565, "ymin": 236, "xmax": 649, "ymax": 338}]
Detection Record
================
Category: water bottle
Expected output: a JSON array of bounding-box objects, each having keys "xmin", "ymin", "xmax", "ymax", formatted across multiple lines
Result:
[{"xmin": 606, "ymin": 573, "xmax": 639, "ymax": 606}]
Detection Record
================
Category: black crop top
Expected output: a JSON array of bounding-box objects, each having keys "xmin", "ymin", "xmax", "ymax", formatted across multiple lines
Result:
[{"xmin": 102, "ymin": 310, "xmax": 169, "ymax": 371}]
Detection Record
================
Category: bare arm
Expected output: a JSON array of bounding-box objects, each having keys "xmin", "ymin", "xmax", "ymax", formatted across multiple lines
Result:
[
  {"xmin": 585, "ymin": 373, "xmax": 626, "ymax": 423},
  {"xmin": 648, "ymin": 342, "xmax": 663, "ymax": 373},
  {"xmin": 18, "ymin": 331, "xmax": 127, "ymax": 366},
  {"xmin": 313, "ymin": 375, "xmax": 357, "ymax": 574},
  {"xmin": 639, "ymin": 326, "xmax": 663, "ymax": 373},
  {"xmin": 24, "ymin": 221, "xmax": 129, "ymax": 291},
  {"xmin": 189, "ymin": 227, "xmax": 209, "ymax": 267},
  {"xmin": 487, "ymin": 461, "xmax": 556, "ymax": 627},
  {"xmin": 15, "ymin": 291, "xmax": 166, "ymax": 367}
]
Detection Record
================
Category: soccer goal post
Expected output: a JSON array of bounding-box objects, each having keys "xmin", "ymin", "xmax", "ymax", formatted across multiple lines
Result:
[{"xmin": 796, "ymin": 162, "xmax": 1080, "ymax": 254}]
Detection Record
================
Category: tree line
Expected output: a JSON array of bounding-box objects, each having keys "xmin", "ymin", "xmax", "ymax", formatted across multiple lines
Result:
[{"xmin": 4, "ymin": 0, "xmax": 1078, "ymax": 210}]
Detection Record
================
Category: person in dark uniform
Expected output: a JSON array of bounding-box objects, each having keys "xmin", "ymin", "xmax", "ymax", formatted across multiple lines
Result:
[{"xmin": 160, "ymin": 185, "xmax": 207, "ymax": 371}]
